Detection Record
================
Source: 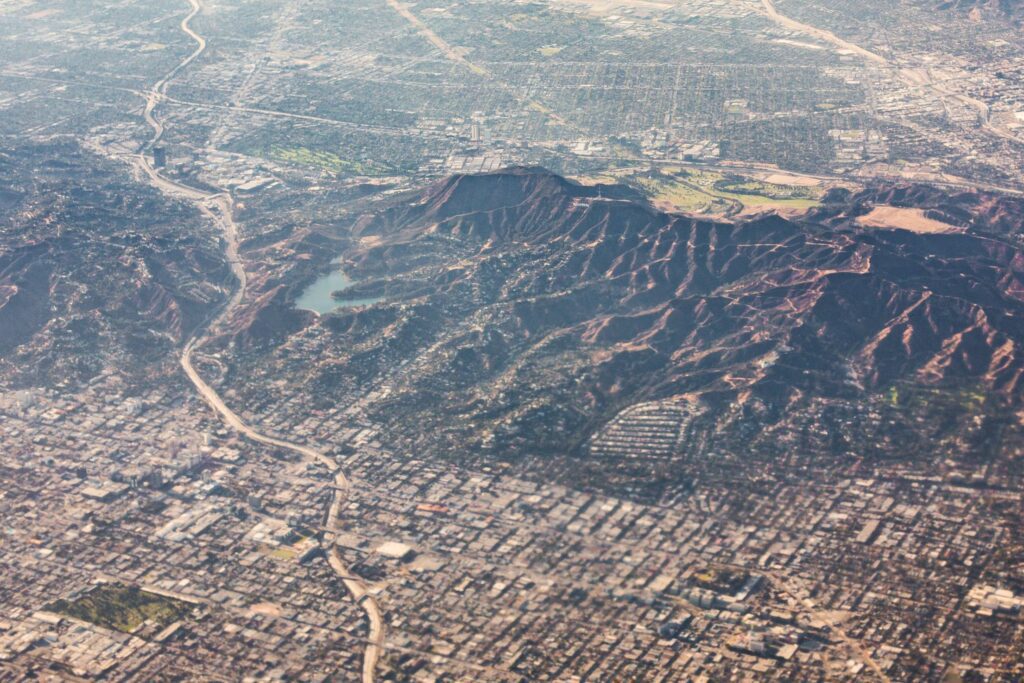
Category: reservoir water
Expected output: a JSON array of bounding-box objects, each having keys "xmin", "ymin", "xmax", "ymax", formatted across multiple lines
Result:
[{"xmin": 295, "ymin": 269, "xmax": 383, "ymax": 314}]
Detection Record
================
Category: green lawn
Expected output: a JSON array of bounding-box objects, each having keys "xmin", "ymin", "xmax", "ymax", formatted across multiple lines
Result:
[
  {"xmin": 264, "ymin": 145, "xmax": 393, "ymax": 176},
  {"xmin": 48, "ymin": 583, "xmax": 193, "ymax": 633},
  {"xmin": 631, "ymin": 174, "xmax": 719, "ymax": 213},
  {"xmin": 660, "ymin": 169, "xmax": 823, "ymax": 211},
  {"xmin": 712, "ymin": 178, "xmax": 822, "ymax": 208}
]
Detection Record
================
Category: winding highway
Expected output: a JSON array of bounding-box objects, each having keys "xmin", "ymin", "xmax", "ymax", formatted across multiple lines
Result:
[{"xmin": 132, "ymin": 2, "xmax": 384, "ymax": 681}]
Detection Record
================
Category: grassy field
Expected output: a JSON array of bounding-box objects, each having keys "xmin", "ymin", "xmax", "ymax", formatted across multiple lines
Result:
[
  {"xmin": 265, "ymin": 546, "xmax": 298, "ymax": 560},
  {"xmin": 712, "ymin": 178, "xmax": 821, "ymax": 209},
  {"xmin": 265, "ymin": 146, "xmax": 393, "ymax": 176},
  {"xmin": 48, "ymin": 583, "xmax": 192, "ymax": 633},
  {"xmin": 887, "ymin": 386, "xmax": 900, "ymax": 407},
  {"xmin": 630, "ymin": 174, "xmax": 723, "ymax": 213},
  {"xmin": 688, "ymin": 170, "xmax": 822, "ymax": 208},
  {"xmin": 630, "ymin": 168, "xmax": 824, "ymax": 213}
]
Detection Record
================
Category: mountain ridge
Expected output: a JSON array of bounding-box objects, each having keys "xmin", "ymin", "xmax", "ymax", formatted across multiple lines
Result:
[{"xmin": 222, "ymin": 167, "xmax": 1024, "ymax": 480}]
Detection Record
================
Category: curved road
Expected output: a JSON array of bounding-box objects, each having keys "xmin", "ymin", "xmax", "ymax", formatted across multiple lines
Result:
[
  {"xmin": 142, "ymin": 0, "xmax": 206, "ymax": 148},
  {"xmin": 133, "ymin": 2, "xmax": 384, "ymax": 681}
]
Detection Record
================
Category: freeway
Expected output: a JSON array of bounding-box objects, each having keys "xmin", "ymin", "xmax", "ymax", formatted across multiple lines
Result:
[
  {"xmin": 759, "ymin": 0, "xmax": 1020, "ymax": 145},
  {"xmin": 142, "ymin": 0, "xmax": 205, "ymax": 149},
  {"xmin": 131, "ymin": 2, "xmax": 385, "ymax": 681},
  {"xmin": 760, "ymin": 0, "xmax": 885, "ymax": 65}
]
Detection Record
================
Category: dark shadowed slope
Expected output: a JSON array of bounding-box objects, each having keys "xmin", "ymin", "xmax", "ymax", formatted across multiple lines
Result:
[{"xmin": 221, "ymin": 168, "xmax": 1024, "ymax": 493}]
